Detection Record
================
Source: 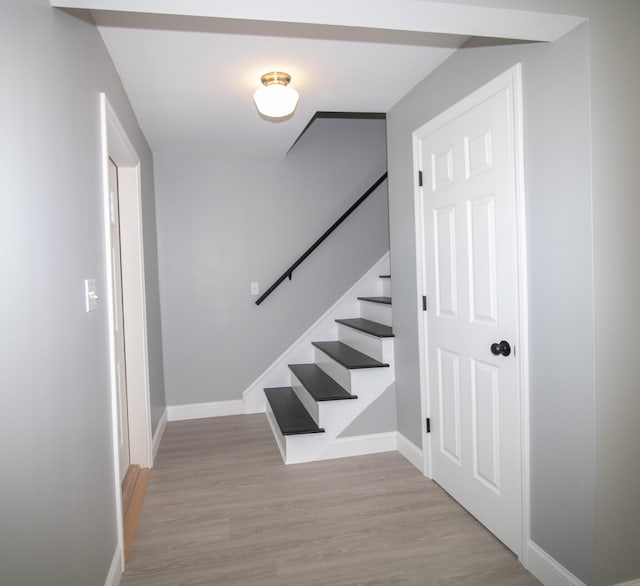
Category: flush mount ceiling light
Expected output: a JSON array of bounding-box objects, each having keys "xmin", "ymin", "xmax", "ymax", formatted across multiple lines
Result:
[{"xmin": 253, "ymin": 71, "xmax": 299, "ymax": 119}]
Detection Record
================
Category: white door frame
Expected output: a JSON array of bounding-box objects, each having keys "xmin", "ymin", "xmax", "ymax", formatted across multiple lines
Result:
[
  {"xmin": 99, "ymin": 93, "xmax": 154, "ymax": 568},
  {"xmin": 412, "ymin": 64, "xmax": 530, "ymax": 561}
]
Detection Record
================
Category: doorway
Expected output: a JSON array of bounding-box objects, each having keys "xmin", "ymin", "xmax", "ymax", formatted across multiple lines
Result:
[
  {"xmin": 100, "ymin": 93, "xmax": 154, "ymax": 567},
  {"xmin": 413, "ymin": 65, "xmax": 529, "ymax": 556}
]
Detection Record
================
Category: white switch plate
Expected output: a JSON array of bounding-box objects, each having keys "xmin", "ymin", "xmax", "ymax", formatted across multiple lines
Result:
[
  {"xmin": 84, "ymin": 279, "xmax": 99, "ymax": 312},
  {"xmin": 250, "ymin": 282, "xmax": 260, "ymax": 295}
]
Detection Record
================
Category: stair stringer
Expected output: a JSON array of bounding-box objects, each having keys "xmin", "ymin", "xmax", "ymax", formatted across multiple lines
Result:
[{"xmin": 242, "ymin": 253, "xmax": 390, "ymax": 413}]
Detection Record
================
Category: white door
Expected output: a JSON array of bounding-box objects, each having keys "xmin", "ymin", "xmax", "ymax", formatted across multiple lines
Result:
[
  {"xmin": 108, "ymin": 158, "xmax": 130, "ymax": 483},
  {"xmin": 418, "ymin": 75, "xmax": 523, "ymax": 553}
]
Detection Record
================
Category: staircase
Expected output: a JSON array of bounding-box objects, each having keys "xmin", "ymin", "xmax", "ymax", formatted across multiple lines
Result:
[{"xmin": 263, "ymin": 269, "xmax": 395, "ymax": 464}]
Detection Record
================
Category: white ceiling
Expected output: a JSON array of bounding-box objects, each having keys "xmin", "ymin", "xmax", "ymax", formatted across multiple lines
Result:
[
  {"xmin": 93, "ymin": 12, "xmax": 466, "ymax": 156},
  {"xmin": 65, "ymin": 1, "xmax": 584, "ymax": 157}
]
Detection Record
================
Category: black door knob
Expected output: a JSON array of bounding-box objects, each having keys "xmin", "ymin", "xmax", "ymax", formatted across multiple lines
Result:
[{"xmin": 490, "ymin": 340, "xmax": 511, "ymax": 357}]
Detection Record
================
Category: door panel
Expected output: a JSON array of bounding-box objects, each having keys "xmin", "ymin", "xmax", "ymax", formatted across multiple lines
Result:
[
  {"xmin": 434, "ymin": 206, "xmax": 458, "ymax": 317},
  {"xmin": 437, "ymin": 348, "xmax": 461, "ymax": 464},
  {"xmin": 471, "ymin": 358, "xmax": 501, "ymax": 492},
  {"xmin": 420, "ymin": 86, "xmax": 521, "ymax": 554},
  {"xmin": 468, "ymin": 194, "xmax": 497, "ymax": 324}
]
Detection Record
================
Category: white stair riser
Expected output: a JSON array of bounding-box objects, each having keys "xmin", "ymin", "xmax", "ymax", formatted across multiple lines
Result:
[
  {"xmin": 314, "ymin": 347, "xmax": 352, "ymax": 391},
  {"xmin": 285, "ymin": 432, "xmax": 329, "ymax": 464},
  {"xmin": 337, "ymin": 324, "xmax": 394, "ymax": 364},
  {"xmin": 359, "ymin": 300, "xmax": 392, "ymax": 326},
  {"xmin": 381, "ymin": 278, "xmax": 391, "ymax": 297},
  {"xmin": 314, "ymin": 347, "xmax": 394, "ymax": 395},
  {"xmin": 267, "ymin": 401, "xmax": 330, "ymax": 465},
  {"xmin": 290, "ymin": 372, "xmax": 321, "ymax": 425}
]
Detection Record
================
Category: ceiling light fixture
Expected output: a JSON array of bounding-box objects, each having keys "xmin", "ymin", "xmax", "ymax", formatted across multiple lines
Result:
[{"xmin": 253, "ymin": 71, "xmax": 299, "ymax": 119}]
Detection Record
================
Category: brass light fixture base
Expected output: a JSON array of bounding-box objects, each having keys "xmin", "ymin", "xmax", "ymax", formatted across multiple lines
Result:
[{"xmin": 260, "ymin": 72, "xmax": 292, "ymax": 87}]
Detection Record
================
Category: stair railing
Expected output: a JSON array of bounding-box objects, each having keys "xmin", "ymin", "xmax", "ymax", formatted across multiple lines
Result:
[{"xmin": 255, "ymin": 172, "xmax": 388, "ymax": 306}]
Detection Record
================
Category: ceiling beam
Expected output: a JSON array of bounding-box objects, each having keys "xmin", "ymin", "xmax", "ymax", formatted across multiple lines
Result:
[{"xmin": 50, "ymin": 0, "xmax": 585, "ymax": 43}]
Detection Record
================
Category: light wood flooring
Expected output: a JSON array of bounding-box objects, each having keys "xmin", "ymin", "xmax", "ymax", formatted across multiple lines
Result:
[
  {"xmin": 121, "ymin": 414, "xmax": 540, "ymax": 585},
  {"xmin": 122, "ymin": 465, "xmax": 151, "ymax": 561}
]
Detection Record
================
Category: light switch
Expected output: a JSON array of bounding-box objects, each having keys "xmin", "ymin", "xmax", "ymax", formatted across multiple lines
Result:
[
  {"xmin": 84, "ymin": 279, "xmax": 99, "ymax": 312},
  {"xmin": 250, "ymin": 282, "xmax": 260, "ymax": 296}
]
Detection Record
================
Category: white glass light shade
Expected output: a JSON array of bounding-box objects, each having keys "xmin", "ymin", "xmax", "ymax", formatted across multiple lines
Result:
[{"xmin": 253, "ymin": 83, "xmax": 299, "ymax": 118}]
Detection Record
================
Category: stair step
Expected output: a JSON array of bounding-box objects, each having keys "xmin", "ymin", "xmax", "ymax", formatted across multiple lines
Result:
[
  {"xmin": 312, "ymin": 341, "xmax": 389, "ymax": 369},
  {"xmin": 289, "ymin": 364, "xmax": 357, "ymax": 401},
  {"xmin": 335, "ymin": 318, "xmax": 394, "ymax": 338},
  {"xmin": 358, "ymin": 296, "xmax": 391, "ymax": 305},
  {"xmin": 264, "ymin": 387, "xmax": 324, "ymax": 435}
]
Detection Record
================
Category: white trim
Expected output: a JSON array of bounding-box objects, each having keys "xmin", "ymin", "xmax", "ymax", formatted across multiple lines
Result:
[
  {"xmin": 317, "ymin": 432, "xmax": 397, "ymax": 461},
  {"xmin": 412, "ymin": 128, "xmax": 432, "ymax": 478},
  {"xmin": 512, "ymin": 63, "xmax": 532, "ymax": 570},
  {"xmin": 397, "ymin": 433, "xmax": 423, "ymax": 473},
  {"xmin": 100, "ymin": 94, "xmax": 155, "ymax": 569},
  {"xmin": 104, "ymin": 546, "xmax": 123, "ymax": 586},
  {"xmin": 242, "ymin": 253, "xmax": 390, "ymax": 413},
  {"xmin": 99, "ymin": 94, "xmax": 125, "ymax": 570},
  {"xmin": 50, "ymin": 0, "xmax": 585, "ymax": 43},
  {"xmin": 118, "ymin": 163, "xmax": 153, "ymax": 468},
  {"xmin": 100, "ymin": 102, "xmax": 123, "ymax": 559},
  {"xmin": 101, "ymin": 94, "xmax": 154, "ymax": 470},
  {"xmin": 412, "ymin": 65, "xmax": 530, "ymax": 558},
  {"xmin": 152, "ymin": 408, "xmax": 168, "ymax": 462},
  {"xmin": 167, "ymin": 400, "xmax": 245, "ymax": 421},
  {"xmin": 614, "ymin": 580, "xmax": 640, "ymax": 586},
  {"xmin": 526, "ymin": 541, "xmax": 586, "ymax": 586}
]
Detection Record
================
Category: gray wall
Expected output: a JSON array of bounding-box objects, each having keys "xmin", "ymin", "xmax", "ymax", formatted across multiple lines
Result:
[
  {"xmin": 0, "ymin": 2, "xmax": 165, "ymax": 584},
  {"xmin": 155, "ymin": 118, "xmax": 389, "ymax": 406},
  {"xmin": 341, "ymin": 384, "xmax": 397, "ymax": 437},
  {"xmin": 387, "ymin": 25, "xmax": 596, "ymax": 584},
  {"xmin": 579, "ymin": 4, "xmax": 640, "ymax": 584},
  {"xmin": 393, "ymin": 0, "xmax": 640, "ymax": 583}
]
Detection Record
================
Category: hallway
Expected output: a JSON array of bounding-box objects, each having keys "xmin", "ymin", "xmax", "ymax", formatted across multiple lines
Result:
[{"xmin": 122, "ymin": 414, "xmax": 538, "ymax": 585}]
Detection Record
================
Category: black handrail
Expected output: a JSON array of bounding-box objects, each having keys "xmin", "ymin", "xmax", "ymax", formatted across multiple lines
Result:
[{"xmin": 255, "ymin": 172, "xmax": 388, "ymax": 306}]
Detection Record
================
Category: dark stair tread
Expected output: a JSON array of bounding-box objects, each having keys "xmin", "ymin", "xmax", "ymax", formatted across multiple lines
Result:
[
  {"xmin": 335, "ymin": 317, "xmax": 394, "ymax": 338},
  {"xmin": 357, "ymin": 296, "xmax": 392, "ymax": 305},
  {"xmin": 289, "ymin": 364, "xmax": 356, "ymax": 401},
  {"xmin": 312, "ymin": 341, "xmax": 389, "ymax": 369},
  {"xmin": 264, "ymin": 387, "xmax": 324, "ymax": 435}
]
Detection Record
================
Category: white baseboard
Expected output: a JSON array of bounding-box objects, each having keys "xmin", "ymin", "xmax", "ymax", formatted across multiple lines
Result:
[
  {"xmin": 167, "ymin": 400, "xmax": 245, "ymax": 422},
  {"xmin": 318, "ymin": 431, "xmax": 397, "ymax": 461},
  {"xmin": 397, "ymin": 433, "xmax": 423, "ymax": 473},
  {"xmin": 151, "ymin": 407, "xmax": 168, "ymax": 463},
  {"xmin": 526, "ymin": 540, "xmax": 586, "ymax": 586},
  {"xmin": 104, "ymin": 545, "xmax": 123, "ymax": 586}
]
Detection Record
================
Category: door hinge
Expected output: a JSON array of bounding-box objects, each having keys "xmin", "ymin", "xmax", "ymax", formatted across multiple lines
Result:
[
  {"xmin": 418, "ymin": 170, "xmax": 423, "ymax": 187},
  {"xmin": 426, "ymin": 418, "xmax": 431, "ymax": 433},
  {"xmin": 422, "ymin": 295, "xmax": 427, "ymax": 311}
]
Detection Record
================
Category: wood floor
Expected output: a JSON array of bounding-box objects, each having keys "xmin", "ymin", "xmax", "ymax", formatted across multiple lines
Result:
[
  {"xmin": 121, "ymin": 415, "xmax": 540, "ymax": 585},
  {"xmin": 122, "ymin": 465, "xmax": 151, "ymax": 561}
]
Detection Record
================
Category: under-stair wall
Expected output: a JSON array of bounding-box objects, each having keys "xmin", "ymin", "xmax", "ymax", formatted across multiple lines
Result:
[
  {"xmin": 244, "ymin": 254, "xmax": 397, "ymax": 464},
  {"xmin": 155, "ymin": 117, "xmax": 389, "ymax": 410}
]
